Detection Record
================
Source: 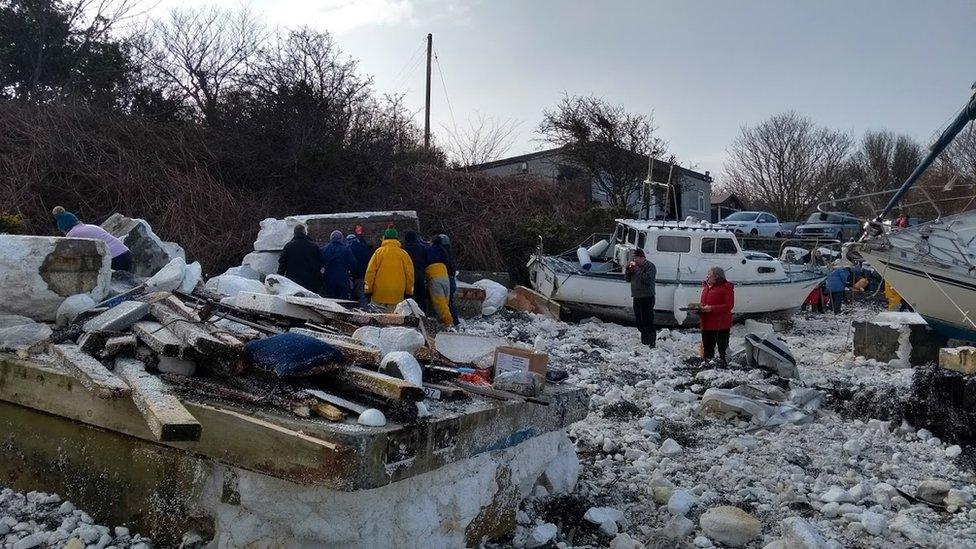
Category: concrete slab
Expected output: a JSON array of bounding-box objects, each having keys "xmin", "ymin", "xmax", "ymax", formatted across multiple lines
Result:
[
  {"xmin": 939, "ymin": 346, "xmax": 976, "ymax": 375},
  {"xmin": 100, "ymin": 214, "xmax": 179, "ymax": 277},
  {"xmin": 0, "ymin": 236, "xmax": 112, "ymax": 322},
  {"xmin": 83, "ymin": 300, "xmax": 150, "ymax": 332},
  {"xmin": 235, "ymin": 292, "xmax": 325, "ymax": 321},
  {"xmin": 853, "ymin": 314, "xmax": 947, "ymax": 366}
]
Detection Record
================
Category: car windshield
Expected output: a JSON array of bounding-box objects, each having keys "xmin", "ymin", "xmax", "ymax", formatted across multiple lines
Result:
[
  {"xmin": 723, "ymin": 212, "xmax": 758, "ymax": 221},
  {"xmin": 805, "ymin": 212, "xmax": 852, "ymax": 224}
]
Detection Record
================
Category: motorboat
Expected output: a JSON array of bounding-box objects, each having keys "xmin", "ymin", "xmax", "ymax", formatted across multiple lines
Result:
[{"xmin": 527, "ymin": 218, "xmax": 826, "ymax": 326}]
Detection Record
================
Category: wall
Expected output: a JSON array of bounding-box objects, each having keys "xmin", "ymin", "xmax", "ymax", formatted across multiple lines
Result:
[{"xmin": 679, "ymin": 173, "xmax": 711, "ymax": 220}]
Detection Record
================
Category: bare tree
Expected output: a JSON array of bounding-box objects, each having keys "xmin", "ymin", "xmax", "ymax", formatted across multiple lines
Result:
[
  {"xmin": 444, "ymin": 113, "xmax": 522, "ymax": 168},
  {"xmin": 724, "ymin": 111, "xmax": 852, "ymax": 221},
  {"xmin": 940, "ymin": 123, "xmax": 976, "ymax": 187},
  {"xmin": 848, "ymin": 130, "xmax": 922, "ymax": 196},
  {"xmin": 133, "ymin": 5, "xmax": 264, "ymax": 123},
  {"xmin": 538, "ymin": 95, "xmax": 667, "ymax": 211}
]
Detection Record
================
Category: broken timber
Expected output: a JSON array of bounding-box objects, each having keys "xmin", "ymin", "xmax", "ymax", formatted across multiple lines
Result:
[
  {"xmin": 116, "ymin": 358, "xmax": 201, "ymax": 441},
  {"xmin": 304, "ymin": 388, "xmax": 369, "ymax": 415},
  {"xmin": 132, "ymin": 321, "xmax": 183, "ymax": 357},
  {"xmin": 49, "ymin": 343, "xmax": 131, "ymax": 399},
  {"xmin": 330, "ymin": 366, "xmax": 425, "ymax": 402},
  {"xmin": 149, "ymin": 303, "xmax": 240, "ymax": 360},
  {"xmin": 285, "ymin": 296, "xmax": 419, "ymax": 327}
]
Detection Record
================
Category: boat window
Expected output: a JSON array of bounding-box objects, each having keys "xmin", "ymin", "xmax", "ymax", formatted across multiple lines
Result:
[
  {"xmin": 613, "ymin": 225, "xmax": 624, "ymax": 243},
  {"xmin": 657, "ymin": 235, "xmax": 691, "ymax": 253},
  {"xmin": 701, "ymin": 237, "xmax": 739, "ymax": 254},
  {"xmin": 638, "ymin": 232, "xmax": 646, "ymax": 250},
  {"xmin": 628, "ymin": 228, "xmax": 637, "ymax": 244}
]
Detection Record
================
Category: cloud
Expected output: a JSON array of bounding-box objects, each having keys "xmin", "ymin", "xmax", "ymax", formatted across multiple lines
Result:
[{"xmin": 317, "ymin": 0, "xmax": 416, "ymax": 33}]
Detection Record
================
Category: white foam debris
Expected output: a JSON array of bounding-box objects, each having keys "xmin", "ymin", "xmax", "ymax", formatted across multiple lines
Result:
[{"xmin": 472, "ymin": 279, "xmax": 508, "ymax": 316}]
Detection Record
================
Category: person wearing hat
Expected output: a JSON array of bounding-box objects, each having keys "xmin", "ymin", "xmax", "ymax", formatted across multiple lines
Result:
[
  {"xmin": 625, "ymin": 249, "xmax": 657, "ymax": 347},
  {"xmin": 278, "ymin": 224, "xmax": 325, "ymax": 295},
  {"xmin": 432, "ymin": 234, "xmax": 460, "ymax": 325},
  {"xmin": 364, "ymin": 228, "xmax": 415, "ymax": 311},
  {"xmin": 320, "ymin": 230, "xmax": 357, "ymax": 300},
  {"xmin": 53, "ymin": 206, "xmax": 132, "ymax": 271},
  {"xmin": 402, "ymin": 231, "xmax": 430, "ymax": 313},
  {"xmin": 346, "ymin": 229, "xmax": 372, "ymax": 307}
]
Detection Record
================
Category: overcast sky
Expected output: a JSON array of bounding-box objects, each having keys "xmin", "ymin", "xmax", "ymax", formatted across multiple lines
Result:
[{"xmin": 152, "ymin": 0, "xmax": 976, "ymax": 180}]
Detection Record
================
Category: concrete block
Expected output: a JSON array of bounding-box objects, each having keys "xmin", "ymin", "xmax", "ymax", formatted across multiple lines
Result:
[
  {"xmin": 0, "ymin": 236, "xmax": 112, "ymax": 322},
  {"xmin": 234, "ymin": 292, "xmax": 324, "ymax": 321},
  {"xmin": 83, "ymin": 300, "xmax": 150, "ymax": 333},
  {"xmin": 940, "ymin": 347, "xmax": 976, "ymax": 375},
  {"xmin": 853, "ymin": 314, "xmax": 947, "ymax": 366},
  {"xmin": 241, "ymin": 251, "xmax": 280, "ymax": 279},
  {"xmin": 100, "ymin": 214, "xmax": 178, "ymax": 277}
]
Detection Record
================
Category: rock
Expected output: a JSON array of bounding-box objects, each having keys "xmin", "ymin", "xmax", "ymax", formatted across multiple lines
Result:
[
  {"xmin": 100, "ymin": 214, "xmax": 180, "ymax": 277},
  {"xmin": 0, "ymin": 236, "xmax": 112, "ymax": 321},
  {"xmin": 890, "ymin": 514, "xmax": 931, "ymax": 545},
  {"xmin": 473, "ymin": 279, "xmax": 508, "ymax": 316},
  {"xmin": 161, "ymin": 241, "xmax": 186, "ymax": 263},
  {"xmin": 83, "ymin": 300, "xmax": 149, "ymax": 332},
  {"xmin": 55, "ymin": 294, "xmax": 96, "ymax": 327},
  {"xmin": 0, "ymin": 321, "xmax": 52, "ymax": 351},
  {"xmin": 946, "ymin": 445, "xmax": 962, "ymax": 458},
  {"xmin": 780, "ymin": 517, "xmax": 827, "ymax": 549},
  {"xmin": 63, "ymin": 539, "xmax": 85, "ymax": 549},
  {"xmin": 494, "ymin": 370, "xmax": 545, "ymax": 396},
  {"xmin": 241, "ymin": 251, "xmax": 280, "ymax": 278},
  {"xmin": 113, "ymin": 527, "xmax": 129, "ymax": 538},
  {"xmin": 610, "ymin": 533, "xmax": 643, "ymax": 549},
  {"xmin": 820, "ymin": 502, "xmax": 840, "ymax": 518},
  {"xmin": 599, "ymin": 519, "xmax": 619, "ymax": 536},
  {"xmin": 662, "ymin": 515, "xmax": 695, "ymax": 539},
  {"xmin": 221, "ymin": 265, "xmax": 261, "ymax": 281},
  {"xmin": 660, "ymin": 438, "xmax": 683, "ymax": 456},
  {"xmin": 76, "ymin": 524, "xmax": 100, "ymax": 543},
  {"xmin": 0, "ymin": 314, "xmax": 33, "ymax": 329},
  {"xmin": 652, "ymin": 486, "xmax": 673, "ymax": 505},
  {"xmin": 205, "ymin": 275, "xmax": 267, "ymax": 298},
  {"xmin": 916, "ymin": 479, "xmax": 951, "ymax": 504},
  {"xmin": 433, "ymin": 332, "xmax": 510, "ymax": 368},
  {"xmin": 820, "ymin": 486, "xmax": 855, "ymax": 503},
  {"xmin": 860, "ymin": 511, "xmax": 888, "ymax": 536},
  {"xmin": 179, "ymin": 261, "xmax": 202, "ymax": 293},
  {"xmin": 353, "ymin": 326, "xmax": 425, "ymax": 357},
  {"xmin": 694, "ymin": 535, "xmax": 713, "ymax": 548},
  {"xmin": 667, "ymin": 489, "xmax": 696, "ymax": 516},
  {"xmin": 357, "ymin": 408, "xmax": 386, "ymax": 427},
  {"xmin": 584, "ymin": 507, "xmax": 623, "ymax": 526},
  {"xmin": 253, "ymin": 217, "xmax": 300, "ymax": 251},
  {"xmin": 945, "ymin": 488, "xmax": 973, "ymax": 508},
  {"xmin": 527, "ymin": 523, "xmax": 557, "ymax": 548},
  {"xmin": 842, "ymin": 439, "xmax": 865, "ymax": 456},
  {"xmin": 699, "ymin": 506, "xmax": 761, "ymax": 548},
  {"xmin": 13, "ymin": 532, "xmax": 50, "ymax": 549},
  {"xmin": 145, "ymin": 257, "xmax": 186, "ymax": 292},
  {"xmin": 380, "ymin": 351, "xmax": 423, "ymax": 386},
  {"xmin": 264, "ymin": 274, "xmax": 321, "ymax": 298},
  {"xmin": 59, "ymin": 501, "xmax": 76, "ymax": 515}
]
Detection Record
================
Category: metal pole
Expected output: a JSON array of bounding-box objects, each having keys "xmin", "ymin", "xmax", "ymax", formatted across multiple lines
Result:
[{"xmin": 424, "ymin": 33, "xmax": 432, "ymax": 150}]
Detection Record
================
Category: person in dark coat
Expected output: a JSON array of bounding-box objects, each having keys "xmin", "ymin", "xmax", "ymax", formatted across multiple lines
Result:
[
  {"xmin": 347, "ymin": 231, "xmax": 372, "ymax": 307},
  {"xmin": 826, "ymin": 267, "xmax": 852, "ymax": 314},
  {"xmin": 321, "ymin": 230, "xmax": 357, "ymax": 300},
  {"xmin": 402, "ymin": 231, "xmax": 430, "ymax": 312},
  {"xmin": 433, "ymin": 234, "xmax": 460, "ymax": 325},
  {"xmin": 699, "ymin": 266, "xmax": 735, "ymax": 363},
  {"xmin": 625, "ymin": 249, "xmax": 657, "ymax": 347},
  {"xmin": 277, "ymin": 224, "xmax": 325, "ymax": 295}
]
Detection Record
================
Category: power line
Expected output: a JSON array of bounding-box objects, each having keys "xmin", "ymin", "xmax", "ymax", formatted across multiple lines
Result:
[
  {"xmin": 389, "ymin": 37, "xmax": 427, "ymax": 92},
  {"xmin": 432, "ymin": 46, "xmax": 459, "ymax": 141}
]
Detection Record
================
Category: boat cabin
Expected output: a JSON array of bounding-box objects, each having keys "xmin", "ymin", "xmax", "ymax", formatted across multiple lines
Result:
[{"xmin": 605, "ymin": 219, "xmax": 783, "ymax": 283}]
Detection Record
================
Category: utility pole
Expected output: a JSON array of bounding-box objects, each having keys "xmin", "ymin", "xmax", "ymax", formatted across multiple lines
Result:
[{"xmin": 424, "ymin": 33, "xmax": 432, "ymax": 150}]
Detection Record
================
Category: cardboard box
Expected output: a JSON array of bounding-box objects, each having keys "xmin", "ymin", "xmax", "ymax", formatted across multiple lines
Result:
[{"xmin": 493, "ymin": 346, "xmax": 548, "ymax": 378}]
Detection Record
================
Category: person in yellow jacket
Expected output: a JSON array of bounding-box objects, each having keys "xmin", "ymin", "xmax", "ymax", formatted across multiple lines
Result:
[
  {"xmin": 425, "ymin": 240, "xmax": 454, "ymax": 325},
  {"xmin": 364, "ymin": 228, "xmax": 415, "ymax": 310}
]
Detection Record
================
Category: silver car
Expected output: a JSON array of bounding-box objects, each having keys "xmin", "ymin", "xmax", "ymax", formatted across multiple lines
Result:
[{"xmin": 794, "ymin": 211, "xmax": 861, "ymax": 241}]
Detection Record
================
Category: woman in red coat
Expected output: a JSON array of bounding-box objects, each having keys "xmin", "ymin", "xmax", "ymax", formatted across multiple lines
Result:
[{"xmin": 699, "ymin": 266, "xmax": 735, "ymax": 363}]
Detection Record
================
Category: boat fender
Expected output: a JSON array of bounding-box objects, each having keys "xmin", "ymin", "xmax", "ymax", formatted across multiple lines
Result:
[
  {"xmin": 587, "ymin": 239, "xmax": 610, "ymax": 259},
  {"xmin": 577, "ymin": 247, "xmax": 592, "ymax": 271},
  {"xmin": 673, "ymin": 285, "xmax": 689, "ymax": 325}
]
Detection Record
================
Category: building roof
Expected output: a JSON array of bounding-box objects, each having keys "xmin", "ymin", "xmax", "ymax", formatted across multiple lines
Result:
[
  {"xmin": 468, "ymin": 145, "xmax": 713, "ymax": 182},
  {"xmin": 711, "ymin": 191, "xmax": 741, "ymax": 206}
]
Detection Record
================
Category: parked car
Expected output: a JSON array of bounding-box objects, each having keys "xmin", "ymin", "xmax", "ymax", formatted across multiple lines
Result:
[
  {"xmin": 794, "ymin": 211, "xmax": 862, "ymax": 241},
  {"xmin": 717, "ymin": 211, "xmax": 784, "ymax": 237}
]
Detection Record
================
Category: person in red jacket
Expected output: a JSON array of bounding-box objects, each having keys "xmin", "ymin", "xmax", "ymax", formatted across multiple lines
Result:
[{"xmin": 699, "ymin": 266, "xmax": 735, "ymax": 363}]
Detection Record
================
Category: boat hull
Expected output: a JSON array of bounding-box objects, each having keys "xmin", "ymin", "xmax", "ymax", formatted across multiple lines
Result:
[{"xmin": 859, "ymin": 250, "xmax": 976, "ymax": 341}]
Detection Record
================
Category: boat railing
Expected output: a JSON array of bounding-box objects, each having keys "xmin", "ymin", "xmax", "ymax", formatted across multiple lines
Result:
[
  {"xmin": 777, "ymin": 238, "xmax": 843, "ymax": 271},
  {"xmin": 816, "ymin": 187, "xmax": 976, "ymax": 225},
  {"xmin": 552, "ymin": 233, "xmax": 614, "ymax": 258}
]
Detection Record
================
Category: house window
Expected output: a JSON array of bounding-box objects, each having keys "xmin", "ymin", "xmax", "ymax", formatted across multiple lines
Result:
[
  {"xmin": 657, "ymin": 235, "xmax": 691, "ymax": 253},
  {"xmin": 701, "ymin": 237, "xmax": 738, "ymax": 254}
]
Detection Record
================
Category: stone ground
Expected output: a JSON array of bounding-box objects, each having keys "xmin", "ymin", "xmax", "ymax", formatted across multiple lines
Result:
[{"xmin": 468, "ymin": 299, "xmax": 976, "ymax": 549}]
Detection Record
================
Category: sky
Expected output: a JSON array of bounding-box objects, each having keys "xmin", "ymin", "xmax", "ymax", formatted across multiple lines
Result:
[{"xmin": 149, "ymin": 0, "xmax": 976, "ymax": 181}]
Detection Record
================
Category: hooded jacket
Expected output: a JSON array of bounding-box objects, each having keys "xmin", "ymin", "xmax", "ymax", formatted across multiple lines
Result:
[
  {"xmin": 401, "ymin": 233, "xmax": 429, "ymax": 299},
  {"xmin": 699, "ymin": 279, "xmax": 735, "ymax": 331},
  {"xmin": 826, "ymin": 268, "xmax": 852, "ymax": 293},
  {"xmin": 365, "ymin": 239, "xmax": 415, "ymax": 305},
  {"xmin": 347, "ymin": 235, "xmax": 372, "ymax": 279},
  {"xmin": 321, "ymin": 240, "xmax": 357, "ymax": 298},
  {"xmin": 278, "ymin": 232, "xmax": 325, "ymax": 295}
]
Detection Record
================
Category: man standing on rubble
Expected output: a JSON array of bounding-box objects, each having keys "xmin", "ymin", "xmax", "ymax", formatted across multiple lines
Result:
[
  {"xmin": 53, "ymin": 206, "xmax": 132, "ymax": 271},
  {"xmin": 402, "ymin": 231, "xmax": 430, "ymax": 312},
  {"xmin": 625, "ymin": 249, "xmax": 657, "ymax": 347},
  {"xmin": 347, "ymin": 228, "xmax": 372, "ymax": 307},
  {"xmin": 321, "ymin": 230, "xmax": 357, "ymax": 300},
  {"xmin": 364, "ymin": 228, "xmax": 415, "ymax": 311},
  {"xmin": 277, "ymin": 224, "xmax": 325, "ymax": 295}
]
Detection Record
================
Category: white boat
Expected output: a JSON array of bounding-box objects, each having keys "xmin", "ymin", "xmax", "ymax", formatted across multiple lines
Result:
[
  {"xmin": 855, "ymin": 211, "xmax": 976, "ymax": 340},
  {"xmin": 527, "ymin": 219, "xmax": 826, "ymax": 325}
]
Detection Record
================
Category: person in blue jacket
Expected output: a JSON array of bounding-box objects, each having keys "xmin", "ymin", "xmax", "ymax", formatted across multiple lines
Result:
[
  {"xmin": 321, "ymin": 230, "xmax": 357, "ymax": 300},
  {"xmin": 826, "ymin": 266, "xmax": 855, "ymax": 314},
  {"xmin": 347, "ymin": 229, "xmax": 373, "ymax": 307}
]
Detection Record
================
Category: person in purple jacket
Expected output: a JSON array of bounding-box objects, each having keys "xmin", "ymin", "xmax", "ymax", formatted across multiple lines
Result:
[{"xmin": 53, "ymin": 206, "xmax": 132, "ymax": 271}]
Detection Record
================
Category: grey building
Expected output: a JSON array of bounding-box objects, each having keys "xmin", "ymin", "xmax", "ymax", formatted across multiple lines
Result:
[{"xmin": 469, "ymin": 146, "xmax": 713, "ymax": 220}]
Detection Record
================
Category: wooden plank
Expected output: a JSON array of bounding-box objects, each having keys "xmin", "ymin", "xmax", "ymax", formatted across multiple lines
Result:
[
  {"xmin": 329, "ymin": 366, "xmax": 425, "ymax": 402},
  {"xmin": 310, "ymin": 402, "xmax": 346, "ymax": 421},
  {"xmin": 158, "ymin": 295, "xmax": 201, "ymax": 322},
  {"xmin": 290, "ymin": 328, "xmax": 381, "ymax": 365},
  {"xmin": 132, "ymin": 321, "xmax": 182, "ymax": 357},
  {"xmin": 149, "ymin": 303, "xmax": 240, "ymax": 359},
  {"xmin": 49, "ymin": 344, "xmax": 131, "ymax": 399},
  {"xmin": 304, "ymin": 388, "xmax": 369, "ymax": 414},
  {"xmin": 286, "ymin": 296, "xmax": 417, "ymax": 327},
  {"xmin": 101, "ymin": 335, "xmax": 137, "ymax": 358},
  {"xmin": 116, "ymin": 358, "xmax": 201, "ymax": 442}
]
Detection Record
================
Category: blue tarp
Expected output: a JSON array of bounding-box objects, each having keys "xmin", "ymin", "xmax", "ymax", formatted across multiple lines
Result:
[{"xmin": 243, "ymin": 332, "xmax": 344, "ymax": 377}]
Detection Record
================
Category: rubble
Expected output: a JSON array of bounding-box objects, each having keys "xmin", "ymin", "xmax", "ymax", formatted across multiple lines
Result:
[{"xmin": 100, "ymin": 213, "xmax": 183, "ymax": 277}]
